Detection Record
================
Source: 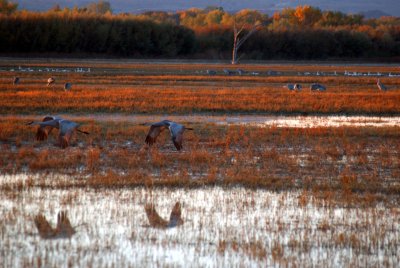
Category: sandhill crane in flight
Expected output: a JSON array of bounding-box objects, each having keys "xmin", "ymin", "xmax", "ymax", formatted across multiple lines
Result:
[
  {"xmin": 13, "ymin": 77, "xmax": 19, "ymax": 85},
  {"xmin": 47, "ymin": 77, "xmax": 55, "ymax": 86},
  {"xmin": 144, "ymin": 202, "xmax": 183, "ymax": 229},
  {"xmin": 310, "ymin": 83, "xmax": 326, "ymax": 91},
  {"xmin": 64, "ymin": 82, "xmax": 72, "ymax": 91},
  {"xmin": 27, "ymin": 115, "xmax": 62, "ymax": 141},
  {"xmin": 27, "ymin": 118, "xmax": 89, "ymax": 148},
  {"xmin": 377, "ymin": 79, "xmax": 387, "ymax": 91},
  {"xmin": 34, "ymin": 211, "xmax": 76, "ymax": 239},
  {"xmin": 145, "ymin": 120, "xmax": 193, "ymax": 151}
]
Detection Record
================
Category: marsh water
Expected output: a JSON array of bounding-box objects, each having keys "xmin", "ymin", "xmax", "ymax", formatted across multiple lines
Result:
[
  {"xmin": 3, "ymin": 114, "xmax": 400, "ymax": 128},
  {"xmin": 1, "ymin": 114, "xmax": 400, "ymax": 266},
  {"xmin": 1, "ymin": 174, "xmax": 399, "ymax": 267}
]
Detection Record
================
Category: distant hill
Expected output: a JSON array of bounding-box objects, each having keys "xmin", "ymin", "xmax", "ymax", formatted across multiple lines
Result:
[
  {"xmin": 360, "ymin": 10, "xmax": 391, "ymax": 19},
  {"xmin": 14, "ymin": 0, "xmax": 400, "ymax": 17}
]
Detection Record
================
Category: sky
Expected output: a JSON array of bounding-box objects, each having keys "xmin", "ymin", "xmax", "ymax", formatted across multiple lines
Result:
[{"xmin": 14, "ymin": 0, "xmax": 400, "ymax": 16}]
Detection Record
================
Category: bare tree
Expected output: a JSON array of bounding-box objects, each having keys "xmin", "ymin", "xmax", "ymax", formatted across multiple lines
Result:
[{"xmin": 231, "ymin": 22, "xmax": 263, "ymax": 65}]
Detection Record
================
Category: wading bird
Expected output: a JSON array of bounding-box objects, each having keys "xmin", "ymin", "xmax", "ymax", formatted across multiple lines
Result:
[
  {"xmin": 64, "ymin": 82, "xmax": 72, "ymax": 91},
  {"xmin": 206, "ymin": 69, "xmax": 217, "ymax": 75},
  {"xmin": 285, "ymin": 84, "xmax": 302, "ymax": 91},
  {"xmin": 377, "ymin": 79, "xmax": 387, "ymax": 91},
  {"xmin": 310, "ymin": 83, "xmax": 326, "ymax": 91},
  {"xmin": 13, "ymin": 77, "xmax": 19, "ymax": 85},
  {"xmin": 145, "ymin": 120, "xmax": 193, "ymax": 151},
  {"xmin": 144, "ymin": 202, "xmax": 183, "ymax": 229},
  {"xmin": 237, "ymin": 69, "xmax": 247, "ymax": 75},
  {"xmin": 34, "ymin": 211, "xmax": 76, "ymax": 239},
  {"xmin": 47, "ymin": 77, "xmax": 55, "ymax": 86},
  {"xmin": 27, "ymin": 118, "xmax": 89, "ymax": 148},
  {"xmin": 223, "ymin": 69, "xmax": 236, "ymax": 75},
  {"xmin": 28, "ymin": 115, "xmax": 62, "ymax": 141}
]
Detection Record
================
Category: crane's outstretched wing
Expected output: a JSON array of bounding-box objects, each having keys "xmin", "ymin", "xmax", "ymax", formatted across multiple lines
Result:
[
  {"xmin": 169, "ymin": 122, "xmax": 185, "ymax": 150},
  {"xmin": 58, "ymin": 120, "xmax": 79, "ymax": 148},
  {"xmin": 145, "ymin": 204, "xmax": 169, "ymax": 228},
  {"xmin": 28, "ymin": 118, "xmax": 61, "ymax": 141},
  {"xmin": 55, "ymin": 211, "xmax": 76, "ymax": 238},
  {"xmin": 145, "ymin": 121, "xmax": 169, "ymax": 146},
  {"xmin": 145, "ymin": 202, "xmax": 184, "ymax": 229},
  {"xmin": 36, "ymin": 116, "xmax": 61, "ymax": 141},
  {"xmin": 34, "ymin": 214, "xmax": 56, "ymax": 239},
  {"xmin": 168, "ymin": 202, "xmax": 184, "ymax": 228}
]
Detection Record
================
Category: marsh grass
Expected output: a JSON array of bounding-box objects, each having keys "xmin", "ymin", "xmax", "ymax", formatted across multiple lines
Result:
[
  {"xmin": 0, "ymin": 118, "xmax": 399, "ymax": 207},
  {"xmin": 1, "ymin": 61, "xmax": 400, "ymax": 115}
]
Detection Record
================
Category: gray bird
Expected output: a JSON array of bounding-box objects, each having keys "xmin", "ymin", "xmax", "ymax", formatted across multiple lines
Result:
[
  {"xmin": 237, "ymin": 69, "xmax": 247, "ymax": 75},
  {"xmin": 310, "ymin": 83, "xmax": 326, "ymax": 91},
  {"xmin": 285, "ymin": 84, "xmax": 302, "ymax": 91},
  {"xmin": 145, "ymin": 120, "xmax": 193, "ymax": 151},
  {"xmin": 27, "ymin": 118, "xmax": 89, "ymax": 148},
  {"xmin": 47, "ymin": 77, "xmax": 55, "ymax": 86},
  {"xmin": 13, "ymin": 77, "xmax": 19, "ymax": 85},
  {"xmin": 64, "ymin": 82, "xmax": 72, "ymax": 91},
  {"xmin": 377, "ymin": 79, "xmax": 387, "ymax": 91},
  {"xmin": 206, "ymin": 69, "xmax": 217, "ymax": 75},
  {"xmin": 223, "ymin": 69, "xmax": 236, "ymax": 75}
]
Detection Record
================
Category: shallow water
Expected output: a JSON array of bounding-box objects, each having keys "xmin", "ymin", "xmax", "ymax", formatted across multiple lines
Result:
[
  {"xmin": 1, "ymin": 174, "xmax": 399, "ymax": 267},
  {"xmin": 3, "ymin": 114, "xmax": 400, "ymax": 128}
]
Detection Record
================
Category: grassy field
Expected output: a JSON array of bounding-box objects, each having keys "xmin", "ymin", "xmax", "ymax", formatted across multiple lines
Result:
[
  {"xmin": 0, "ymin": 59, "xmax": 399, "ymax": 267},
  {"xmin": 1, "ymin": 59, "xmax": 400, "ymax": 115}
]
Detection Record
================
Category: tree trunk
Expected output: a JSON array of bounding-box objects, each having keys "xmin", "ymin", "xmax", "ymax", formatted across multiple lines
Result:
[
  {"xmin": 232, "ymin": 38, "xmax": 238, "ymax": 64},
  {"xmin": 231, "ymin": 22, "xmax": 262, "ymax": 65}
]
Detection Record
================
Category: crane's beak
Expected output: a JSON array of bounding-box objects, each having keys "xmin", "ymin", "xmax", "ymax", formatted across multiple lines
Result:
[{"xmin": 26, "ymin": 121, "xmax": 34, "ymax": 125}]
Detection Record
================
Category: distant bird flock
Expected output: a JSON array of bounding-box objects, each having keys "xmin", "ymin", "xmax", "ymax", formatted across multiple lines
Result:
[{"xmin": 9, "ymin": 65, "xmax": 396, "ymax": 94}]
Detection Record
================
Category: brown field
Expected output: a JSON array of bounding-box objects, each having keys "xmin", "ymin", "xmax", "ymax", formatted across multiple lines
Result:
[
  {"xmin": 1, "ymin": 59, "xmax": 400, "ymax": 115},
  {"xmin": 1, "ymin": 59, "xmax": 399, "ymax": 267}
]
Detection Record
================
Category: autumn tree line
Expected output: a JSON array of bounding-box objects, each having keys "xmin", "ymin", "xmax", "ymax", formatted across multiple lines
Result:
[{"xmin": 1, "ymin": 0, "xmax": 399, "ymax": 59}]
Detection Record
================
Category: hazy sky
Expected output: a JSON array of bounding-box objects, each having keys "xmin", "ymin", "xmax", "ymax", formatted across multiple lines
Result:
[{"xmin": 15, "ymin": 0, "xmax": 400, "ymax": 16}]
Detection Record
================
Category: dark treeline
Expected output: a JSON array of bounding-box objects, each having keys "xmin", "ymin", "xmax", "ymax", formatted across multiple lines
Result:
[
  {"xmin": 1, "ymin": 3, "xmax": 400, "ymax": 59},
  {"xmin": 195, "ymin": 27, "xmax": 400, "ymax": 60},
  {"xmin": 0, "ymin": 13, "xmax": 196, "ymax": 56}
]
